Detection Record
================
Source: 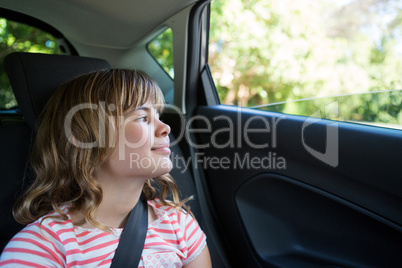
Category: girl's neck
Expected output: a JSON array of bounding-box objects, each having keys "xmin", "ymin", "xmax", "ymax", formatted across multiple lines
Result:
[
  {"xmin": 94, "ymin": 160, "xmax": 150, "ymax": 228},
  {"xmin": 71, "ymin": 179, "xmax": 146, "ymax": 229},
  {"xmin": 94, "ymin": 185, "xmax": 143, "ymax": 228}
]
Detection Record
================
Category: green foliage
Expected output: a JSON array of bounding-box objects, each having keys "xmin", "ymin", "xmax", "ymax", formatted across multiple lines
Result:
[
  {"xmin": 261, "ymin": 90, "xmax": 402, "ymax": 126},
  {"xmin": 147, "ymin": 28, "xmax": 174, "ymax": 79},
  {"xmin": 209, "ymin": 0, "xmax": 402, "ymax": 128},
  {"xmin": 0, "ymin": 18, "xmax": 60, "ymax": 109}
]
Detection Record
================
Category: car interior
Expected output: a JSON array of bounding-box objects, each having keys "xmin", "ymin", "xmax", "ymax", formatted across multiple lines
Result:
[{"xmin": 0, "ymin": 0, "xmax": 401, "ymax": 267}]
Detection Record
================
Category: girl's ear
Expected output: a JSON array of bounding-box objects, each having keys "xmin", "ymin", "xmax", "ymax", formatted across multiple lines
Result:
[{"xmin": 72, "ymin": 136, "xmax": 77, "ymax": 146}]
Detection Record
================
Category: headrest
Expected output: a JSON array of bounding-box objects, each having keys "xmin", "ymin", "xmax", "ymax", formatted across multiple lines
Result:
[{"xmin": 4, "ymin": 52, "xmax": 111, "ymax": 129}]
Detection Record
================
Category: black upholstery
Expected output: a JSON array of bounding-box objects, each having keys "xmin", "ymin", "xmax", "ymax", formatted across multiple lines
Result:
[
  {"xmin": 0, "ymin": 120, "xmax": 33, "ymax": 251},
  {"xmin": 0, "ymin": 53, "xmax": 111, "ymax": 252},
  {"xmin": 4, "ymin": 52, "xmax": 111, "ymax": 129}
]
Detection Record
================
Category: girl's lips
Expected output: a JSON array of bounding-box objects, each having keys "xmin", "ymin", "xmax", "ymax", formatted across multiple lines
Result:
[{"xmin": 151, "ymin": 144, "xmax": 171, "ymax": 154}]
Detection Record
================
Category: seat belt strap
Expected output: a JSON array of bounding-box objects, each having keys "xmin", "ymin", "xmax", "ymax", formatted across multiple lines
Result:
[{"xmin": 110, "ymin": 195, "xmax": 148, "ymax": 267}]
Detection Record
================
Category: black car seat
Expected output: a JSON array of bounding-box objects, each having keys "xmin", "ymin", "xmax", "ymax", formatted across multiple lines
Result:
[
  {"xmin": 0, "ymin": 52, "xmax": 112, "ymax": 251},
  {"xmin": 0, "ymin": 53, "xmax": 206, "ymax": 257}
]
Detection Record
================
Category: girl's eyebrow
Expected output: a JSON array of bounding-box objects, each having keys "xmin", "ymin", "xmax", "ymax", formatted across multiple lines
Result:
[
  {"xmin": 131, "ymin": 105, "xmax": 162, "ymax": 115},
  {"xmin": 135, "ymin": 106, "xmax": 151, "ymax": 112},
  {"xmin": 135, "ymin": 106, "xmax": 161, "ymax": 114}
]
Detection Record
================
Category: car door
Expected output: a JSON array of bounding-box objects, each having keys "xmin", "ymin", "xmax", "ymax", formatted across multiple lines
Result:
[{"xmin": 184, "ymin": 1, "xmax": 402, "ymax": 267}]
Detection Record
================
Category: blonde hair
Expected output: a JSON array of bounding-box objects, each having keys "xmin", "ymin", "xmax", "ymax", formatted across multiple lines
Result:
[{"xmin": 13, "ymin": 69, "xmax": 190, "ymax": 230}]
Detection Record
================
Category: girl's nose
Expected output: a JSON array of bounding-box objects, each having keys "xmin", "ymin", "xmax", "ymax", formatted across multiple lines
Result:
[{"xmin": 155, "ymin": 119, "xmax": 171, "ymax": 137}]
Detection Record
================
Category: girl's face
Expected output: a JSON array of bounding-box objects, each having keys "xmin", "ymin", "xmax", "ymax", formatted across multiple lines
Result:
[{"xmin": 99, "ymin": 100, "xmax": 172, "ymax": 181}]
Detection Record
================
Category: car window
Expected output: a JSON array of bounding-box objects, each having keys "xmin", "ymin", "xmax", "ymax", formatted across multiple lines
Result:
[
  {"xmin": 209, "ymin": 0, "xmax": 402, "ymax": 129},
  {"xmin": 148, "ymin": 27, "xmax": 174, "ymax": 79},
  {"xmin": 0, "ymin": 17, "xmax": 61, "ymax": 110},
  {"xmin": 147, "ymin": 27, "xmax": 174, "ymax": 104}
]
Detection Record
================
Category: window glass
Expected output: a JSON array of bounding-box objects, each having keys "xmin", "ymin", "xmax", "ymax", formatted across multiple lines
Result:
[
  {"xmin": 209, "ymin": 0, "xmax": 402, "ymax": 129},
  {"xmin": 148, "ymin": 27, "xmax": 174, "ymax": 79},
  {"xmin": 0, "ymin": 18, "xmax": 61, "ymax": 110}
]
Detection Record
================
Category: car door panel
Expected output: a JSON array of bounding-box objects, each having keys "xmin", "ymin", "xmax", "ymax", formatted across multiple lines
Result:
[{"xmin": 193, "ymin": 104, "xmax": 402, "ymax": 267}]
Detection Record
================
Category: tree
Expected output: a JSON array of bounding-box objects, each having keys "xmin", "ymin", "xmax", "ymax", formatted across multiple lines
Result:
[
  {"xmin": 208, "ymin": 0, "xmax": 402, "ymax": 127},
  {"xmin": 148, "ymin": 28, "xmax": 174, "ymax": 79}
]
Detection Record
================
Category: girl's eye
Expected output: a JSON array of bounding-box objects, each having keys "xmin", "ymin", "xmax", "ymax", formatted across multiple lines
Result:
[{"xmin": 137, "ymin": 116, "xmax": 148, "ymax": 122}]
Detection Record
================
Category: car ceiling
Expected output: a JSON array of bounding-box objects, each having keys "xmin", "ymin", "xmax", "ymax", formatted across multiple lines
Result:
[{"xmin": 0, "ymin": 0, "xmax": 199, "ymax": 48}]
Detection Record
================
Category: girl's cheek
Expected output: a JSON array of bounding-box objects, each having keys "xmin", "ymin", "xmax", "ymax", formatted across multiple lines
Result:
[{"xmin": 124, "ymin": 124, "xmax": 149, "ymax": 145}]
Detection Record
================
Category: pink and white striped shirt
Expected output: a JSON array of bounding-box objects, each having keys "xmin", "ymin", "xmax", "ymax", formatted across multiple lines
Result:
[{"xmin": 0, "ymin": 200, "xmax": 206, "ymax": 267}]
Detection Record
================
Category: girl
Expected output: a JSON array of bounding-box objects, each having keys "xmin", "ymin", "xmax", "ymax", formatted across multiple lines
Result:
[{"xmin": 0, "ymin": 69, "xmax": 211, "ymax": 267}]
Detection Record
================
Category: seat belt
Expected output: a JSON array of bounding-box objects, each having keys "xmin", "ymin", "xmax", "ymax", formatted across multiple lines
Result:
[{"xmin": 110, "ymin": 195, "xmax": 148, "ymax": 267}]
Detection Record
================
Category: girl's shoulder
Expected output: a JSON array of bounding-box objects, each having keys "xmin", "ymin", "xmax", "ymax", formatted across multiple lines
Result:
[
  {"xmin": 24, "ymin": 205, "xmax": 74, "ymax": 235},
  {"xmin": 146, "ymin": 199, "xmax": 206, "ymax": 266},
  {"xmin": 148, "ymin": 199, "xmax": 188, "ymax": 216},
  {"xmin": 147, "ymin": 198, "xmax": 194, "ymax": 227},
  {"xmin": 2, "ymin": 205, "xmax": 74, "ymax": 258}
]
